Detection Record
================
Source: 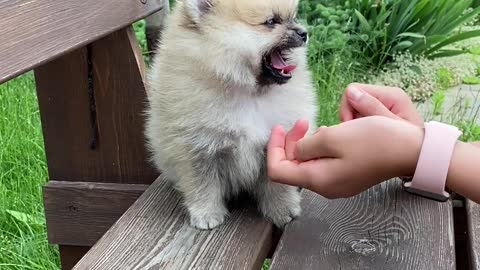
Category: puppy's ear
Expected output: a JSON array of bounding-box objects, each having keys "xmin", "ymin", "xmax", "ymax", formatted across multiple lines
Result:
[{"xmin": 184, "ymin": 0, "xmax": 214, "ymax": 24}]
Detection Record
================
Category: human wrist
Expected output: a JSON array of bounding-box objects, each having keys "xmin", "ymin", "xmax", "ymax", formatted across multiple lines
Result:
[
  {"xmin": 445, "ymin": 141, "xmax": 466, "ymax": 192},
  {"xmin": 398, "ymin": 124, "xmax": 425, "ymax": 177}
]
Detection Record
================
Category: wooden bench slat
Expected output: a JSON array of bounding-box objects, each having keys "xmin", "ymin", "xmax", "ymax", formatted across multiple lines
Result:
[
  {"xmin": 73, "ymin": 177, "xmax": 273, "ymax": 270},
  {"xmin": 270, "ymin": 179, "xmax": 456, "ymax": 270},
  {"xmin": 467, "ymin": 200, "xmax": 480, "ymax": 269},
  {"xmin": 43, "ymin": 181, "xmax": 147, "ymax": 246},
  {"xmin": 34, "ymin": 27, "xmax": 158, "ymax": 184},
  {"xmin": 0, "ymin": 0, "xmax": 164, "ymax": 84}
]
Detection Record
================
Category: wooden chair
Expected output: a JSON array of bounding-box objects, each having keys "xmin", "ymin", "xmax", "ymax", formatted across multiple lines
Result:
[{"xmin": 1, "ymin": 0, "xmax": 479, "ymax": 269}]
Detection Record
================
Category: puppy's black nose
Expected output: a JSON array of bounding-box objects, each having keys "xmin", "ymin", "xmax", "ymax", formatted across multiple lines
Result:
[{"xmin": 296, "ymin": 28, "xmax": 308, "ymax": 43}]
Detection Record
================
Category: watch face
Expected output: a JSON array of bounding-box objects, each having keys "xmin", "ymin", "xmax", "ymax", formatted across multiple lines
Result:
[{"xmin": 403, "ymin": 182, "xmax": 450, "ymax": 202}]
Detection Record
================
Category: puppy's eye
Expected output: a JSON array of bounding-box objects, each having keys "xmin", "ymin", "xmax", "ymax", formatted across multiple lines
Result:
[{"xmin": 263, "ymin": 18, "xmax": 278, "ymax": 28}]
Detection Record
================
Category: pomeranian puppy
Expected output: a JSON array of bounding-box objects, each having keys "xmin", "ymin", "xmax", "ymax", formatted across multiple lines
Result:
[{"xmin": 145, "ymin": 0, "xmax": 318, "ymax": 230}]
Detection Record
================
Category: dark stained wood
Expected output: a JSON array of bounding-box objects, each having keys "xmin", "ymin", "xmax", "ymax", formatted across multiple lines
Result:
[
  {"xmin": 59, "ymin": 246, "xmax": 91, "ymax": 270},
  {"xmin": 34, "ymin": 27, "xmax": 158, "ymax": 184},
  {"xmin": 452, "ymin": 202, "xmax": 469, "ymax": 270},
  {"xmin": 467, "ymin": 200, "xmax": 480, "ymax": 269},
  {"xmin": 43, "ymin": 181, "xmax": 147, "ymax": 246},
  {"xmin": 0, "ymin": 0, "xmax": 165, "ymax": 84},
  {"xmin": 73, "ymin": 177, "xmax": 274, "ymax": 270},
  {"xmin": 270, "ymin": 179, "xmax": 456, "ymax": 270}
]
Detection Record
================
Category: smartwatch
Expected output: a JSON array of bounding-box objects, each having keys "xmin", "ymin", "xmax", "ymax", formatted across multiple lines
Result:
[{"xmin": 403, "ymin": 121, "xmax": 462, "ymax": 202}]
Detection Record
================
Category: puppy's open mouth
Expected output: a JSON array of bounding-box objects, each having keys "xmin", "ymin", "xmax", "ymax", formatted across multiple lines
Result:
[{"xmin": 262, "ymin": 49, "xmax": 297, "ymax": 84}]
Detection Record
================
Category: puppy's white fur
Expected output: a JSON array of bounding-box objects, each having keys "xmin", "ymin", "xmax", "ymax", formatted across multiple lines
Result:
[{"xmin": 145, "ymin": 0, "xmax": 318, "ymax": 229}]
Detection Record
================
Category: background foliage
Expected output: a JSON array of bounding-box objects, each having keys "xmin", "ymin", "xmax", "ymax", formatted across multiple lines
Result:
[{"xmin": 300, "ymin": 0, "xmax": 480, "ymax": 68}]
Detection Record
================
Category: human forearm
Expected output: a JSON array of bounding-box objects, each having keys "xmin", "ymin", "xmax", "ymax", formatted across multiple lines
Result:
[
  {"xmin": 446, "ymin": 141, "xmax": 480, "ymax": 203},
  {"xmin": 470, "ymin": 141, "xmax": 480, "ymax": 147}
]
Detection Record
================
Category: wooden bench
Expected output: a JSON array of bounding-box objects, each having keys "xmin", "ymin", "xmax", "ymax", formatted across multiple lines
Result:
[{"xmin": 1, "ymin": 0, "xmax": 479, "ymax": 269}]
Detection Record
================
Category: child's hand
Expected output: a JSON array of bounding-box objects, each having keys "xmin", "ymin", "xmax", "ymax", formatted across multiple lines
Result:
[
  {"xmin": 267, "ymin": 117, "xmax": 424, "ymax": 199},
  {"xmin": 340, "ymin": 83, "xmax": 423, "ymax": 126}
]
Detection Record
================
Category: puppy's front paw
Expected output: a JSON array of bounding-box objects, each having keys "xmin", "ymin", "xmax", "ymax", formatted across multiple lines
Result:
[
  {"xmin": 259, "ymin": 188, "xmax": 302, "ymax": 228},
  {"xmin": 264, "ymin": 200, "xmax": 301, "ymax": 228},
  {"xmin": 190, "ymin": 210, "xmax": 227, "ymax": 230}
]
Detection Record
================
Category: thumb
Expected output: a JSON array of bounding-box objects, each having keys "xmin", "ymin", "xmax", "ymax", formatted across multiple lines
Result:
[
  {"xmin": 295, "ymin": 127, "xmax": 338, "ymax": 162},
  {"xmin": 346, "ymin": 85, "xmax": 400, "ymax": 119}
]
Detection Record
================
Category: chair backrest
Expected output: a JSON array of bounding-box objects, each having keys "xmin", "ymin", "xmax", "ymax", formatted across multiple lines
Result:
[
  {"xmin": 0, "ymin": 0, "xmax": 164, "ymax": 83},
  {"xmin": 2, "ymin": 2, "xmax": 166, "ymax": 268}
]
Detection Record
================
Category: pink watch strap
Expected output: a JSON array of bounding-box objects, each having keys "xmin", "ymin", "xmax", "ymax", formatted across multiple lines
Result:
[{"xmin": 404, "ymin": 121, "xmax": 462, "ymax": 201}]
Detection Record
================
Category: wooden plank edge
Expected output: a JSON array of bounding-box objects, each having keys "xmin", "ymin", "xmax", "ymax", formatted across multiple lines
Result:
[
  {"xmin": 73, "ymin": 177, "xmax": 275, "ymax": 270},
  {"xmin": 467, "ymin": 200, "xmax": 480, "ymax": 269},
  {"xmin": 43, "ymin": 181, "xmax": 148, "ymax": 246},
  {"xmin": 1, "ymin": 7, "xmax": 163, "ymax": 85}
]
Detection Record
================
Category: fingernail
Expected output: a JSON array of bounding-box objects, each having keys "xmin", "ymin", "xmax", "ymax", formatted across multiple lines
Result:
[
  {"xmin": 272, "ymin": 125, "xmax": 285, "ymax": 133},
  {"xmin": 348, "ymin": 86, "xmax": 364, "ymax": 101}
]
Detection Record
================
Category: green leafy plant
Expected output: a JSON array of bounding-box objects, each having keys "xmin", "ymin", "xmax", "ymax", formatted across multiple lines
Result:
[
  {"xmin": 458, "ymin": 120, "xmax": 480, "ymax": 141},
  {"xmin": 133, "ymin": 20, "xmax": 151, "ymax": 64},
  {"xmin": 353, "ymin": 0, "xmax": 480, "ymax": 66},
  {"xmin": 432, "ymin": 90, "xmax": 446, "ymax": 115},
  {"xmin": 436, "ymin": 67, "xmax": 455, "ymax": 89},
  {"xmin": 465, "ymin": 63, "xmax": 480, "ymax": 84},
  {"xmin": 262, "ymin": 259, "xmax": 271, "ymax": 270},
  {"xmin": 464, "ymin": 76, "xmax": 480, "ymax": 84},
  {"xmin": 471, "ymin": 47, "xmax": 480, "ymax": 55},
  {"xmin": 300, "ymin": 0, "xmax": 480, "ymax": 68},
  {"xmin": 473, "ymin": 0, "xmax": 480, "ymax": 8}
]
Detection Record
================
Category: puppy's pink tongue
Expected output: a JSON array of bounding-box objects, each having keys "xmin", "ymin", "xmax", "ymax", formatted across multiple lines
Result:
[{"xmin": 271, "ymin": 51, "xmax": 296, "ymax": 73}]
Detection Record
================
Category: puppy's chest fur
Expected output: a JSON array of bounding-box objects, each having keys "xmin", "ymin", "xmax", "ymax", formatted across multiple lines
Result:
[{"xmin": 183, "ymin": 91, "xmax": 301, "ymax": 191}]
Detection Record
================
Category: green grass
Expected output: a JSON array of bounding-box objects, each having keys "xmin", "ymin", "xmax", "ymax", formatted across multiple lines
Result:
[
  {"xmin": 0, "ymin": 73, "xmax": 60, "ymax": 269},
  {"xmin": 305, "ymin": 21, "xmax": 360, "ymax": 126}
]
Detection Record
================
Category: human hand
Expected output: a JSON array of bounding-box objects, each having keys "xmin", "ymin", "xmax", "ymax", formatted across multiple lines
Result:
[
  {"xmin": 340, "ymin": 83, "xmax": 423, "ymax": 126},
  {"xmin": 267, "ymin": 116, "xmax": 424, "ymax": 199}
]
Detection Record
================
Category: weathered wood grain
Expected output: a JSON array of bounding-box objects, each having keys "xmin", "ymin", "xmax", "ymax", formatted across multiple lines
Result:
[
  {"xmin": 0, "ymin": 0, "xmax": 164, "ymax": 84},
  {"xmin": 467, "ymin": 200, "xmax": 480, "ymax": 269},
  {"xmin": 73, "ymin": 177, "xmax": 274, "ymax": 270},
  {"xmin": 43, "ymin": 181, "xmax": 147, "ymax": 246},
  {"xmin": 34, "ymin": 27, "xmax": 158, "ymax": 184},
  {"xmin": 270, "ymin": 179, "xmax": 456, "ymax": 270}
]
